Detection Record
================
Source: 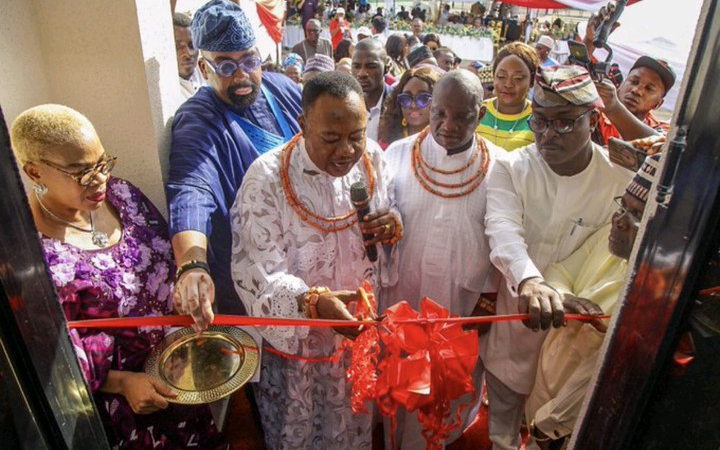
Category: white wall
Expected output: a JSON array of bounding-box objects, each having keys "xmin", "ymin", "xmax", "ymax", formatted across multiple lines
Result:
[
  {"xmin": 0, "ymin": 0, "xmax": 182, "ymax": 215},
  {"xmin": 0, "ymin": 1, "xmax": 52, "ymax": 123}
]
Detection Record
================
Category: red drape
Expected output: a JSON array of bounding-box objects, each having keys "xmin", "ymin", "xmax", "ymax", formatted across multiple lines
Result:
[
  {"xmin": 255, "ymin": 0, "xmax": 285, "ymax": 44},
  {"xmin": 495, "ymin": 0, "xmax": 641, "ymax": 10}
]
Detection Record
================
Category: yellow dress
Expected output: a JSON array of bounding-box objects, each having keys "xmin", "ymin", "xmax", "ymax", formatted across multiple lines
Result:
[{"xmin": 476, "ymin": 98, "xmax": 534, "ymax": 151}]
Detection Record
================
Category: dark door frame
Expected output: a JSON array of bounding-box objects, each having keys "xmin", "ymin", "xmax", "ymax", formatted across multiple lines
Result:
[
  {"xmin": 571, "ymin": 0, "xmax": 720, "ymax": 448},
  {"xmin": 0, "ymin": 105, "xmax": 110, "ymax": 449}
]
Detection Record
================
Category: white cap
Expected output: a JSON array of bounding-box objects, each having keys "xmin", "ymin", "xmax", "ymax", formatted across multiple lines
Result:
[
  {"xmin": 537, "ymin": 35, "xmax": 555, "ymax": 49},
  {"xmin": 357, "ymin": 26, "xmax": 371, "ymax": 37},
  {"xmin": 336, "ymin": 7, "xmax": 345, "ymax": 15}
]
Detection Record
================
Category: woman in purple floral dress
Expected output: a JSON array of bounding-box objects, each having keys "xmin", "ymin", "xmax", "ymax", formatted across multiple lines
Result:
[{"xmin": 10, "ymin": 104, "xmax": 229, "ymax": 450}]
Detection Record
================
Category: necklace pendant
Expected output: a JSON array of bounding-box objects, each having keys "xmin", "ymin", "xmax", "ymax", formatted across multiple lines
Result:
[{"xmin": 92, "ymin": 231, "xmax": 110, "ymax": 247}]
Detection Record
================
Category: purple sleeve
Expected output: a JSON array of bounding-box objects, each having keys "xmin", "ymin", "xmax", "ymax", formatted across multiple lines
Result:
[{"xmin": 58, "ymin": 282, "xmax": 115, "ymax": 392}]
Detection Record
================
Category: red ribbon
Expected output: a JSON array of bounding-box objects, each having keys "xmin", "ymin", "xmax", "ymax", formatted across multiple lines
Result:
[
  {"xmin": 66, "ymin": 289, "xmax": 609, "ymax": 450},
  {"xmin": 371, "ymin": 298, "xmax": 479, "ymax": 450},
  {"xmin": 66, "ymin": 312, "xmax": 607, "ymax": 329}
]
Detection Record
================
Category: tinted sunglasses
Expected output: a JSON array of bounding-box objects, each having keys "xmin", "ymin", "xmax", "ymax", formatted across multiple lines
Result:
[
  {"xmin": 203, "ymin": 54, "xmax": 262, "ymax": 78},
  {"xmin": 396, "ymin": 92, "xmax": 432, "ymax": 109}
]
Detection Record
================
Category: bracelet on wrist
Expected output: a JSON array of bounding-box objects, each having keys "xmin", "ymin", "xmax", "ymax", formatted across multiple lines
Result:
[
  {"xmin": 381, "ymin": 214, "xmax": 404, "ymax": 245},
  {"xmin": 301, "ymin": 287, "xmax": 330, "ymax": 319},
  {"xmin": 175, "ymin": 260, "xmax": 211, "ymax": 282},
  {"xmin": 529, "ymin": 421, "xmax": 552, "ymax": 443}
]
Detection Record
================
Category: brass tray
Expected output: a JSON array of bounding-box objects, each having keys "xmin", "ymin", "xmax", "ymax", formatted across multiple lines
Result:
[{"xmin": 144, "ymin": 325, "xmax": 259, "ymax": 404}]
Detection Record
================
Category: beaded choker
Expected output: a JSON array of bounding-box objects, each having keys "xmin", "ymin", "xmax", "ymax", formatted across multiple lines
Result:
[
  {"xmin": 411, "ymin": 127, "xmax": 490, "ymax": 198},
  {"xmin": 280, "ymin": 133, "xmax": 376, "ymax": 232}
]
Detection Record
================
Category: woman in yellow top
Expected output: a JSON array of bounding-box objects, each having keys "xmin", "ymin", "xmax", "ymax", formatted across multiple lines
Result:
[{"xmin": 476, "ymin": 42, "xmax": 539, "ymax": 151}]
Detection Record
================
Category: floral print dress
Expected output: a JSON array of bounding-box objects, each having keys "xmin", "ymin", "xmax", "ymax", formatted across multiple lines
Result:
[{"xmin": 42, "ymin": 177, "xmax": 228, "ymax": 450}]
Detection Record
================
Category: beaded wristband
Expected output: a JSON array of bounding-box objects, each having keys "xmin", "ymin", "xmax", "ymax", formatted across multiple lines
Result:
[
  {"xmin": 175, "ymin": 260, "xmax": 211, "ymax": 282},
  {"xmin": 301, "ymin": 287, "xmax": 331, "ymax": 319},
  {"xmin": 476, "ymin": 295, "xmax": 497, "ymax": 315},
  {"xmin": 381, "ymin": 213, "xmax": 404, "ymax": 245}
]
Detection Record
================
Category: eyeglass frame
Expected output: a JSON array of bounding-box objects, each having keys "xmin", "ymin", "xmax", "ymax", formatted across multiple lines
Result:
[
  {"xmin": 202, "ymin": 53, "xmax": 262, "ymax": 78},
  {"xmin": 527, "ymin": 109, "xmax": 595, "ymax": 135},
  {"xmin": 396, "ymin": 92, "xmax": 433, "ymax": 109},
  {"xmin": 39, "ymin": 155, "xmax": 117, "ymax": 187},
  {"xmin": 613, "ymin": 195, "xmax": 643, "ymax": 228}
]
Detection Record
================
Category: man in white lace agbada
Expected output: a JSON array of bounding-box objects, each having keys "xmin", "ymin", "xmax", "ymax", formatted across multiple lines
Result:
[{"xmin": 230, "ymin": 71, "xmax": 401, "ymax": 450}]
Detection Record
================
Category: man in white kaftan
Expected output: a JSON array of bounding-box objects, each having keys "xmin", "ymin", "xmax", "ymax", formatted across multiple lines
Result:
[
  {"xmin": 480, "ymin": 65, "xmax": 633, "ymax": 450},
  {"xmin": 525, "ymin": 155, "xmax": 660, "ymax": 449},
  {"xmin": 383, "ymin": 71, "xmax": 500, "ymax": 450},
  {"xmin": 230, "ymin": 72, "xmax": 401, "ymax": 450}
]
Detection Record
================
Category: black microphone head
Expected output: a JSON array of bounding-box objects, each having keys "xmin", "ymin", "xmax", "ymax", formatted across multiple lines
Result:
[{"xmin": 350, "ymin": 181, "xmax": 370, "ymax": 205}]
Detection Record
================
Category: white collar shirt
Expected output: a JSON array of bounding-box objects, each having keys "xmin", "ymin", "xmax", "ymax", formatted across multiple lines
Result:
[{"xmin": 479, "ymin": 142, "xmax": 633, "ymax": 394}]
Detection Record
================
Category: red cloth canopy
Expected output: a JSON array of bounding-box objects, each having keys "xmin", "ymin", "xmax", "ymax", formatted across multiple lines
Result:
[{"xmin": 496, "ymin": 0, "xmax": 641, "ymax": 11}]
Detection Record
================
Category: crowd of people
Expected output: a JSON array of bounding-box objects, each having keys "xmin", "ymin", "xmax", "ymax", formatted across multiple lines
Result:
[{"xmin": 9, "ymin": 0, "xmax": 681, "ymax": 449}]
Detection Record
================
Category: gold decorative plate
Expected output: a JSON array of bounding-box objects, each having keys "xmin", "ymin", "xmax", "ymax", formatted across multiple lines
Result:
[{"xmin": 144, "ymin": 325, "xmax": 259, "ymax": 404}]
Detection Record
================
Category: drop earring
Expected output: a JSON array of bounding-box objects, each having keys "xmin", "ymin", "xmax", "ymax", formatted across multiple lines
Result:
[
  {"xmin": 402, "ymin": 117, "xmax": 408, "ymax": 127},
  {"xmin": 33, "ymin": 183, "xmax": 47, "ymax": 195}
]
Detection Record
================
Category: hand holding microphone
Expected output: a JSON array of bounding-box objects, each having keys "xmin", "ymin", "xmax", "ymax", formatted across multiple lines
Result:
[{"xmin": 351, "ymin": 181, "xmax": 397, "ymax": 262}]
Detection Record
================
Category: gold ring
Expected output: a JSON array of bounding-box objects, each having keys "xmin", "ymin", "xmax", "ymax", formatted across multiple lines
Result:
[{"xmin": 383, "ymin": 223, "xmax": 391, "ymax": 235}]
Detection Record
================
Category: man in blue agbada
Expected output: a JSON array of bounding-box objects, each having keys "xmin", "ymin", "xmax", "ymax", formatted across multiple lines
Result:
[{"xmin": 167, "ymin": 0, "xmax": 302, "ymax": 326}]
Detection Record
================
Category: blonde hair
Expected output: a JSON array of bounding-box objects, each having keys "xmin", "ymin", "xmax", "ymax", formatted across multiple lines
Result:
[{"xmin": 10, "ymin": 104, "xmax": 97, "ymax": 165}]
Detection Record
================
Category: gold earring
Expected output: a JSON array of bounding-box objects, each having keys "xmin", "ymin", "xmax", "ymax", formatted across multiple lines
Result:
[{"xmin": 402, "ymin": 117, "xmax": 408, "ymax": 127}]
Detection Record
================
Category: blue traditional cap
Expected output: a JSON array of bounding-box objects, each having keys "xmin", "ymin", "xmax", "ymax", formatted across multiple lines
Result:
[
  {"xmin": 191, "ymin": 0, "xmax": 256, "ymax": 52},
  {"xmin": 283, "ymin": 53, "xmax": 304, "ymax": 71}
]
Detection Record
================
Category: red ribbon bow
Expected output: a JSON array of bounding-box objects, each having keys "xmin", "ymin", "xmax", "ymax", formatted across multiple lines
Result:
[{"xmin": 346, "ymin": 288, "xmax": 479, "ymax": 450}]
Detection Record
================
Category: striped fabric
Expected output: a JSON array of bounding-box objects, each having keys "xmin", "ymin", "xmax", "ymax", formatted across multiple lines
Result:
[
  {"xmin": 534, "ymin": 65, "xmax": 603, "ymax": 108},
  {"xmin": 166, "ymin": 72, "xmax": 302, "ymax": 314},
  {"xmin": 476, "ymin": 98, "xmax": 534, "ymax": 151}
]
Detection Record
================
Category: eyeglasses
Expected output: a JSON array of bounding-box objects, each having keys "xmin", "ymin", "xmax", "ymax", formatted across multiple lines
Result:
[
  {"xmin": 613, "ymin": 196, "xmax": 642, "ymax": 227},
  {"xmin": 40, "ymin": 155, "xmax": 117, "ymax": 186},
  {"xmin": 306, "ymin": 28, "xmax": 321, "ymax": 34},
  {"xmin": 397, "ymin": 92, "xmax": 432, "ymax": 109},
  {"xmin": 527, "ymin": 109, "xmax": 594, "ymax": 134},
  {"xmin": 202, "ymin": 54, "xmax": 262, "ymax": 78}
]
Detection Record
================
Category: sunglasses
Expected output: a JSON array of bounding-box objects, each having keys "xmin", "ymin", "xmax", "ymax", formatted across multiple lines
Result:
[
  {"xmin": 203, "ymin": 54, "xmax": 262, "ymax": 78},
  {"xmin": 41, "ymin": 155, "xmax": 117, "ymax": 187},
  {"xmin": 396, "ymin": 92, "xmax": 432, "ymax": 109},
  {"xmin": 527, "ymin": 109, "xmax": 593, "ymax": 135}
]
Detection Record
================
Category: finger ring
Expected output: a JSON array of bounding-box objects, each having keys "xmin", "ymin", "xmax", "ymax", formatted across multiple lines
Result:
[{"xmin": 383, "ymin": 223, "xmax": 391, "ymax": 235}]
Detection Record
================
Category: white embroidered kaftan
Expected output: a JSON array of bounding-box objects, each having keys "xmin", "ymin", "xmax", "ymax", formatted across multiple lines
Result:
[
  {"xmin": 480, "ymin": 143, "xmax": 632, "ymax": 395},
  {"xmin": 230, "ymin": 137, "xmax": 397, "ymax": 450}
]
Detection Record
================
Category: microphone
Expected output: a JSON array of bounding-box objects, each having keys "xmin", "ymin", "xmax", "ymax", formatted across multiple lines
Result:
[{"xmin": 350, "ymin": 181, "xmax": 378, "ymax": 262}]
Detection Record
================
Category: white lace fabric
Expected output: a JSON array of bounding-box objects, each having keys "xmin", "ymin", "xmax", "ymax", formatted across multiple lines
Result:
[{"xmin": 230, "ymin": 138, "xmax": 399, "ymax": 450}]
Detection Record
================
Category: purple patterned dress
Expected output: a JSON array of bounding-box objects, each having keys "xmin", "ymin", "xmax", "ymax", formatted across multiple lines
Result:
[{"xmin": 41, "ymin": 178, "xmax": 228, "ymax": 450}]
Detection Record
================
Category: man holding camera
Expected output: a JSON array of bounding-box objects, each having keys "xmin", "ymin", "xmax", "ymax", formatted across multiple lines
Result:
[
  {"xmin": 582, "ymin": 4, "xmax": 676, "ymax": 145},
  {"xmin": 595, "ymin": 56, "xmax": 676, "ymax": 145}
]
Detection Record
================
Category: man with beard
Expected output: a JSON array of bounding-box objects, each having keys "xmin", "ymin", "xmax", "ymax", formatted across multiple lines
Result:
[
  {"xmin": 481, "ymin": 65, "xmax": 632, "ymax": 450},
  {"xmin": 167, "ymin": 0, "xmax": 302, "ymax": 327},
  {"xmin": 173, "ymin": 12, "xmax": 203, "ymax": 100},
  {"xmin": 352, "ymin": 38, "xmax": 393, "ymax": 142},
  {"xmin": 290, "ymin": 18, "xmax": 333, "ymax": 62},
  {"xmin": 595, "ymin": 56, "xmax": 677, "ymax": 145}
]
